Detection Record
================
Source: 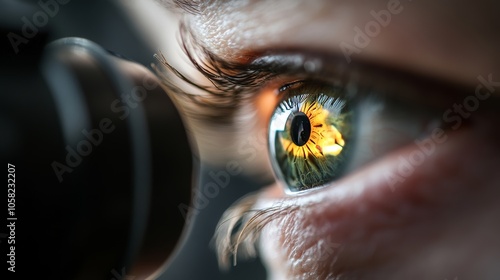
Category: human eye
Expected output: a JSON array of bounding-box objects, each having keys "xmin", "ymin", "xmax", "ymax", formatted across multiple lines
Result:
[
  {"xmin": 154, "ymin": 25, "xmax": 499, "ymax": 277},
  {"xmin": 143, "ymin": 1, "xmax": 500, "ymax": 279},
  {"xmin": 264, "ymin": 54, "xmax": 452, "ymax": 194}
]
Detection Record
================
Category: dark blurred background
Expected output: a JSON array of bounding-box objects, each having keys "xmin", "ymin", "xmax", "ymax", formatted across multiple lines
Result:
[{"xmin": 0, "ymin": 0, "xmax": 266, "ymax": 279}]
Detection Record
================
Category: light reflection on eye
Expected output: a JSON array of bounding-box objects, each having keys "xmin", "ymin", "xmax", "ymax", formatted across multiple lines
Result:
[{"xmin": 269, "ymin": 82, "xmax": 354, "ymax": 192}]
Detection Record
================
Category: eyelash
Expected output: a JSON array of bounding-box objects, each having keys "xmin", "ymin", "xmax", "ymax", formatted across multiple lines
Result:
[{"xmin": 154, "ymin": 23, "xmax": 276, "ymax": 101}]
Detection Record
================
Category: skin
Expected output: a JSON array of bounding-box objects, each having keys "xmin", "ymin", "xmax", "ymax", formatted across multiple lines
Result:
[{"xmin": 123, "ymin": 0, "xmax": 500, "ymax": 279}]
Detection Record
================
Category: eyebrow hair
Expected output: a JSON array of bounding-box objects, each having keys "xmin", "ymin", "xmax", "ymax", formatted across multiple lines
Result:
[
  {"xmin": 153, "ymin": 0, "xmax": 202, "ymax": 14},
  {"xmin": 166, "ymin": 0, "xmax": 254, "ymax": 15},
  {"xmin": 171, "ymin": 0, "xmax": 202, "ymax": 14}
]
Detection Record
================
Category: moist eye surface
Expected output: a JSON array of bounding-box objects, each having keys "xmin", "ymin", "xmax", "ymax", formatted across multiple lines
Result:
[{"xmin": 268, "ymin": 82, "xmax": 354, "ymax": 192}]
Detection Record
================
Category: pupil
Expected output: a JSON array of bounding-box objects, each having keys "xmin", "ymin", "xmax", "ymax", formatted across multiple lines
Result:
[{"xmin": 290, "ymin": 112, "xmax": 311, "ymax": 146}]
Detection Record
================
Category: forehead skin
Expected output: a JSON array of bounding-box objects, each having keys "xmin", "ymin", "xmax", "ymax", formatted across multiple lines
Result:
[{"xmin": 185, "ymin": 0, "xmax": 500, "ymax": 86}]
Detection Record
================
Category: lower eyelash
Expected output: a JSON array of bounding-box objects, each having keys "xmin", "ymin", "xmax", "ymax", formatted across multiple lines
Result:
[{"xmin": 212, "ymin": 192, "xmax": 299, "ymax": 269}]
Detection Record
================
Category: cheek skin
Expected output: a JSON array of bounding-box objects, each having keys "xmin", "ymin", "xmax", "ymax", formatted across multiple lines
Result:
[{"xmin": 257, "ymin": 112, "xmax": 500, "ymax": 280}]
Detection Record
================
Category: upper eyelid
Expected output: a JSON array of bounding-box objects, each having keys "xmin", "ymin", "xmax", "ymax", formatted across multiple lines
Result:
[
  {"xmin": 257, "ymin": 52, "xmax": 488, "ymax": 112},
  {"xmin": 191, "ymin": 45, "xmax": 476, "ymax": 107}
]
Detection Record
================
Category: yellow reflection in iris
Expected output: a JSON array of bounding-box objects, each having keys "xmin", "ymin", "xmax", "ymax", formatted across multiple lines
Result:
[{"xmin": 280, "ymin": 98, "xmax": 345, "ymax": 159}]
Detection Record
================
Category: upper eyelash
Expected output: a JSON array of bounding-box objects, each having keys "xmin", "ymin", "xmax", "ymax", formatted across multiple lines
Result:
[{"xmin": 154, "ymin": 23, "xmax": 277, "ymax": 106}]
